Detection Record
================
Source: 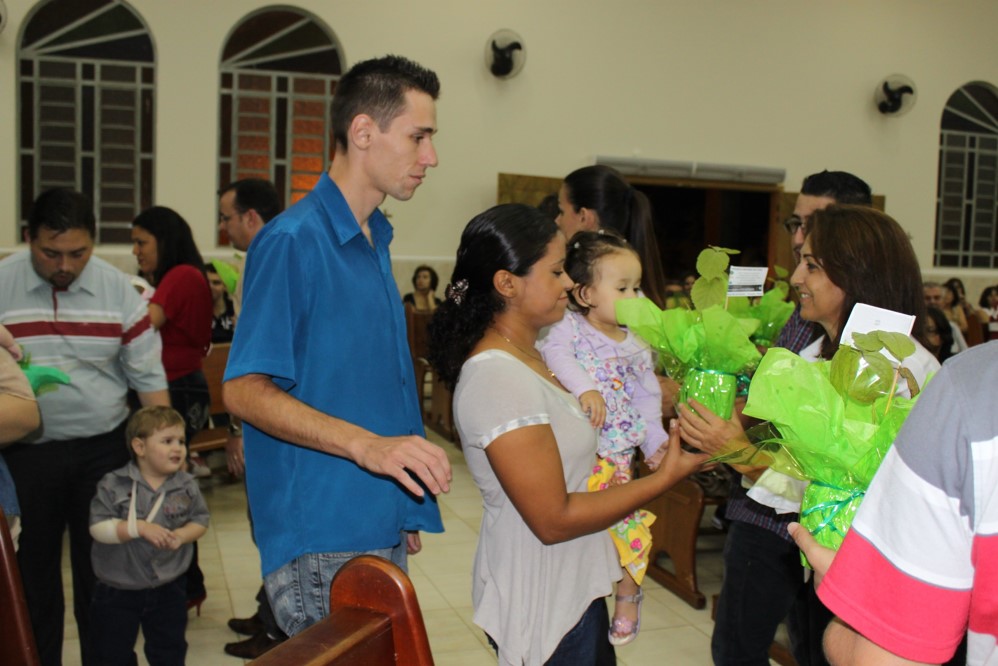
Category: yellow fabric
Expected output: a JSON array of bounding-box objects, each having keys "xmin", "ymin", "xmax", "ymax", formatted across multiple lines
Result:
[{"xmin": 587, "ymin": 458, "xmax": 656, "ymax": 585}]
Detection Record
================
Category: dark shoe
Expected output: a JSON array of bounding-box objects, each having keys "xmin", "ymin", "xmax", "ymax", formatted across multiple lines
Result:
[
  {"xmin": 227, "ymin": 613, "xmax": 265, "ymax": 636},
  {"xmin": 224, "ymin": 631, "xmax": 282, "ymax": 659}
]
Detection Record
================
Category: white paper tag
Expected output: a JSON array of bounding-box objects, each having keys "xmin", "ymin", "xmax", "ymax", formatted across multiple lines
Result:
[
  {"xmin": 839, "ymin": 303, "xmax": 915, "ymax": 357},
  {"xmin": 727, "ymin": 266, "xmax": 769, "ymax": 297}
]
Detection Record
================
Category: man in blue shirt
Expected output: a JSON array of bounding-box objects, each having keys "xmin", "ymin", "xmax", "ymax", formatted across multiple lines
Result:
[{"xmin": 223, "ymin": 55, "xmax": 451, "ymax": 637}]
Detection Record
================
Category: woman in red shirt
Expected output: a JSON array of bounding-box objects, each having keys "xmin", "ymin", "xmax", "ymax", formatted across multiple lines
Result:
[{"xmin": 132, "ymin": 206, "xmax": 213, "ymax": 610}]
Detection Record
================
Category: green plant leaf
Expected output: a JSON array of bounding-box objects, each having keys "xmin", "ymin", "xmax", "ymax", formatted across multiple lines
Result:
[
  {"xmin": 713, "ymin": 246, "xmax": 741, "ymax": 256},
  {"xmin": 876, "ymin": 331, "xmax": 916, "ymax": 361},
  {"xmin": 829, "ymin": 346, "xmax": 861, "ymax": 396},
  {"xmin": 773, "ymin": 265, "xmax": 789, "ymax": 279},
  {"xmin": 691, "ymin": 275, "xmax": 727, "ymax": 310},
  {"xmin": 849, "ymin": 353, "xmax": 894, "ymax": 403},
  {"xmin": 696, "ymin": 248, "xmax": 730, "ymax": 279},
  {"xmin": 851, "ymin": 332, "xmax": 884, "ymax": 353}
]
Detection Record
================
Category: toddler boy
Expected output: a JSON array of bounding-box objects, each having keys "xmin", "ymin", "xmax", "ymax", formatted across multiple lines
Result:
[{"xmin": 89, "ymin": 406, "xmax": 209, "ymax": 665}]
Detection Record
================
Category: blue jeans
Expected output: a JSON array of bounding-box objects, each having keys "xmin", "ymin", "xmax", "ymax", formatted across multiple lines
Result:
[
  {"xmin": 89, "ymin": 577, "xmax": 187, "ymax": 666},
  {"xmin": 264, "ymin": 540, "xmax": 407, "ymax": 637},
  {"xmin": 487, "ymin": 597, "xmax": 616, "ymax": 665}
]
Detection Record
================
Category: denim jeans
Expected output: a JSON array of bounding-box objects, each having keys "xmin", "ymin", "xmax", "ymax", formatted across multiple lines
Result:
[
  {"xmin": 264, "ymin": 539, "xmax": 407, "ymax": 637},
  {"xmin": 89, "ymin": 577, "xmax": 187, "ymax": 666},
  {"xmin": 487, "ymin": 597, "xmax": 616, "ymax": 666}
]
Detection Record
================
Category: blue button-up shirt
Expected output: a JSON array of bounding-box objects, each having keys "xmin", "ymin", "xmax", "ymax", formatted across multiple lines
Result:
[{"xmin": 225, "ymin": 173, "xmax": 443, "ymax": 575}]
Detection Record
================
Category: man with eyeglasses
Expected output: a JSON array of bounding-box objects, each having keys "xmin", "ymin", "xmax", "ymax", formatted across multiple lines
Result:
[{"xmin": 711, "ymin": 170, "xmax": 872, "ymax": 666}]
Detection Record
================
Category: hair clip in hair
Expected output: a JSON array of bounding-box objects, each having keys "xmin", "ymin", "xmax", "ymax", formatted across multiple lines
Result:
[
  {"xmin": 597, "ymin": 229, "xmax": 605, "ymax": 235},
  {"xmin": 446, "ymin": 279, "xmax": 469, "ymax": 306},
  {"xmin": 573, "ymin": 241, "xmax": 581, "ymax": 249}
]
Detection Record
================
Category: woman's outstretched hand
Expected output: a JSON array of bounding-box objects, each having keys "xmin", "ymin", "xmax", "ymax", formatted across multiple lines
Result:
[{"xmin": 653, "ymin": 419, "xmax": 711, "ymax": 487}]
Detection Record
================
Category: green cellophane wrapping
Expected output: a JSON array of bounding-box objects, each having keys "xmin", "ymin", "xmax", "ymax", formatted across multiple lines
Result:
[
  {"xmin": 715, "ymin": 346, "xmax": 921, "ymax": 556},
  {"xmin": 19, "ymin": 355, "xmax": 71, "ymax": 396},
  {"xmin": 616, "ymin": 298, "xmax": 761, "ymax": 419},
  {"xmin": 728, "ymin": 287, "xmax": 795, "ymax": 348}
]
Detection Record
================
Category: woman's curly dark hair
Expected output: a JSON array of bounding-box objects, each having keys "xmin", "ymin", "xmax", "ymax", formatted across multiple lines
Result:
[{"xmin": 428, "ymin": 204, "xmax": 560, "ymax": 390}]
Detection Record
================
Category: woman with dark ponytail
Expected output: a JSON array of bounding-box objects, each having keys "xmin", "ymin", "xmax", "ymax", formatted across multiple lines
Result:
[
  {"xmin": 428, "ymin": 204, "xmax": 706, "ymax": 665},
  {"xmin": 556, "ymin": 165, "xmax": 668, "ymax": 308}
]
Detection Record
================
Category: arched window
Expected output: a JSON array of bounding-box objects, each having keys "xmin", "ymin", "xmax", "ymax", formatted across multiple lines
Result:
[
  {"xmin": 935, "ymin": 82, "xmax": 998, "ymax": 268},
  {"xmin": 18, "ymin": 0, "xmax": 155, "ymax": 243},
  {"xmin": 218, "ymin": 7, "xmax": 342, "ymax": 243}
]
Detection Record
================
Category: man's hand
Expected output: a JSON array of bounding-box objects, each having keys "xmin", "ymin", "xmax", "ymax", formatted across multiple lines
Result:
[
  {"xmin": 225, "ymin": 434, "xmax": 245, "ymax": 478},
  {"xmin": 350, "ymin": 433, "xmax": 452, "ymax": 497},
  {"xmin": 405, "ymin": 531, "xmax": 422, "ymax": 555},
  {"xmin": 788, "ymin": 522, "xmax": 835, "ymax": 588},
  {"xmin": 579, "ymin": 390, "xmax": 606, "ymax": 428}
]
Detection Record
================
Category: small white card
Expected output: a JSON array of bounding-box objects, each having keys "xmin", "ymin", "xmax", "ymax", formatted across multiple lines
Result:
[
  {"xmin": 727, "ymin": 266, "xmax": 770, "ymax": 297},
  {"xmin": 839, "ymin": 303, "xmax": 915, "ymax": 354}
]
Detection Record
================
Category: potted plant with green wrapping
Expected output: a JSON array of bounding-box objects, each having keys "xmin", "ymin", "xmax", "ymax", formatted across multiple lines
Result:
[
  {"xmin": 616, "ymin": 246, "xmax": 762, "ymax": 420},
  {"xmin": 707, "ymin": 330, "xmax": 929, "ymax": 559}
]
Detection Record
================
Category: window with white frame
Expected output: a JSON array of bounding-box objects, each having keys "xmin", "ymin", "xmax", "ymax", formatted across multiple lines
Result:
[
  {"xmin": 935, "ymin": 82, "xmax": 998, "ymax": 268},
  {"xmin": 218, "ymin": 7, "xmax": 343, "ymax": 244},
  {"xmin": 18, "ymin": 0, "xmax": 154, "ymax": 244}
]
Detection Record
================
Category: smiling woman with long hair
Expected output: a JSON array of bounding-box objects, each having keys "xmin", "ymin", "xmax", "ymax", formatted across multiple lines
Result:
[{"xmin": 678, "ymin": 204, "xmax": 940, "ymax": 666}]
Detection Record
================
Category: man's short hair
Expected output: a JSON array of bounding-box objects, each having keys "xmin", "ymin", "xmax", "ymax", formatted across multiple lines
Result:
[
  {"xmin": 330, "ymin": 55, "xmax": 440, "ymax": 152},
  {"xmin": 125, "ymin": 406, "xmax": 185, "ymax": 460},
  {"xmin": 27, "ymin": 188, "xmax": 96, "ymax": 240},
  {"xmin": 800, "ymin": 170, "xmax": 873, "ymax": 206},
  {"xmin": 219, "ymin": 179, "xmax": 282, "ymax": 223},
  {"xmin": 923, "ymin": 281, "xmax": 941, "ymax": 290}
]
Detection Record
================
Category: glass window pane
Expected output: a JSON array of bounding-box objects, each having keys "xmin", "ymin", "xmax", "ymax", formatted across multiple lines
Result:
[{"xmin": 18, "ymin": 0, "xmax": 155, "ymax": 242}]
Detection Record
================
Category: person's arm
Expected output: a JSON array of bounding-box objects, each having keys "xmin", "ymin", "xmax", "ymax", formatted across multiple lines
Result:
[
  {"xmin": 0, "ymin": 329, "xmax": 40, "ymax": 445},
  {"xmin": 223, "ymin": 373, "xmax": 451, "ymax": 497},
  {"xmin": 823, "ymin": 619, "xmax": 933, "ymax": 666},
  {"xmin": 224, "ymin": 419, "xmax": 245, "ymax": 478},
  {"xmin": 148, "ymin": 302, "xmax": 166, "ymax": 330},
  {"xmin": 486, "ymin": 419, "xmax": 706, "ymax": 545},
  {"xmin": 538, "ymin": 317, "xmax": 600, "ymax": 399},
  {"xmin": 677, "ymin": 398, "xmax": 766, "ymax": 479},
  {"xmin": 171, "ymin": 521, "xmax": 208, "ymax": 546},
  {"xmin": 632, "ymin": 353, "xmax": 668, "ymax": 460},
  {"xmin": 0, "ymin": 394, "xmax": 39, "ymax": 446},
  {"xmin": 137, "ymin": 390, "xmax": 170, "ymax": 407},
  {"xmin": 119, "ymin": 283, "xmax": 170, "ymax": 398},
  {"xmin": 789, "ymin": 523, "xmax": 931, "ymax": 666}
]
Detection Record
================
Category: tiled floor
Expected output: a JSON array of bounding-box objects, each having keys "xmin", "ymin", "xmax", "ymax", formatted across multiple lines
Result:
[{"xmin": 59, "ymin": 431, "xmax": 743, "ymax": 665}]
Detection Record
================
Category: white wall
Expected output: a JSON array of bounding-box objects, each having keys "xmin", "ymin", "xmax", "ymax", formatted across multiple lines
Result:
[{"xmin": 2, "ymin": 0, "xmax": 998, "ymax": 293}]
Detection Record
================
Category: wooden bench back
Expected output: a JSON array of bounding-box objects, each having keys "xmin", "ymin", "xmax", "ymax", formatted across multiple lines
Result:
[
  {"xmin": 189, "ymin": 342, "xmax": 231, "ymax": 453},
  {"xmin": 0, "ymin": 508, "xmax": 41, "ymax": 666},
  {"xmin": 251, "ymin": 555, "xmax": 433, "ymax": 665}
]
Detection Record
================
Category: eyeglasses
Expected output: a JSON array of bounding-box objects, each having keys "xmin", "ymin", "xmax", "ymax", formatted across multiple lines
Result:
[{"xmin": 782, "ymin": 216, "xmax": 807, "ymax": 236}]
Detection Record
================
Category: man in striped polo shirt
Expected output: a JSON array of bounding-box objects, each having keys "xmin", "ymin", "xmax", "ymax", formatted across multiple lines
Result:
[
  {"xmin": 0, "ymin": 188, "xmax": 169, "ymax": 666},
  {"xmin": 792, "ymin": 342, "xmax": 998, "ymax": 665}
]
